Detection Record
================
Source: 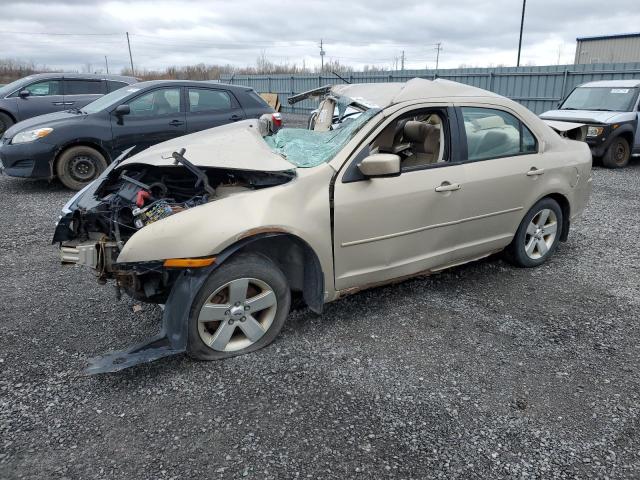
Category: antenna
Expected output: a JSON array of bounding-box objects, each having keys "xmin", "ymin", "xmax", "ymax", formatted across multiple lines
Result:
[{"xmin": 401, "ymin": 50, "xmax": 405, "ymax": 71}]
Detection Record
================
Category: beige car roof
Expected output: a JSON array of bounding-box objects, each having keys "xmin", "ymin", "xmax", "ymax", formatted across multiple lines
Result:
[{"xmin": 331, "ymin": 78, "xmax": 502, "ymax": 108}]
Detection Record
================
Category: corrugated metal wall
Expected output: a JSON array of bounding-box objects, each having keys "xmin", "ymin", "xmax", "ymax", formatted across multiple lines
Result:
[
  {"xmin": 220, "ymin": 62, "xmax": 640, "ymax": 115},
  {"xmin": 575, "ymin": 37, "xmax": 640, "ymax": 64}
]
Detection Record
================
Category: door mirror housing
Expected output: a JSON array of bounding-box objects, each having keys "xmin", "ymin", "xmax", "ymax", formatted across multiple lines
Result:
[
  {"xmin": 357, "ymin": 153, "xmax": 401, "ymax": 178},
  {"xmin": 18, "ymin": 90, "xmax": 30, "ymax": 98},
  {"xmin": 115, "ymin": 104, "xmax": 130, "ymax": 116}
]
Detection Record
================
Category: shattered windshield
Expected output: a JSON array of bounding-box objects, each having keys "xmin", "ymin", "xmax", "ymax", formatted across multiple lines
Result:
[{"xmin": 265, "ymin": 108, "xmax": 380, "ymax": 168}]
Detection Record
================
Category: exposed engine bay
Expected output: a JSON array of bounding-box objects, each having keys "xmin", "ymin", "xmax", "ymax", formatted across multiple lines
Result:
[{"xmin": 54, "ymin": 148, "xmax": 294, "ymax": 304}]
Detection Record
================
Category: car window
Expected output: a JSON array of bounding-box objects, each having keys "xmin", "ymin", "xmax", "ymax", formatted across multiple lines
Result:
[
  {"xmin": 128, "ymin": 88, "xmax": 181, "ymax": 116},
  {"xmin": 63, "ymin": 79, "xmax": 104, "ymax": 95},
  {"xmin": 461, "ymin": 107, "xmax": 537, "ymax": 161},
  {"xmin": 367, "ymin": 110, "xmax": 448, "ymax": 171},
  {"xmin": 107, "ymin": 81, "xmax": 129, "ymax": 93},
  {"xmin": 18, "ymin": 80, "xmax": 62, "ymax": 97},
  {"xmin": 246, "ymin": 90, "xmax": 270, "ymax": 108},
  {"xmin": 188, "ymin": 88, "xmax": 232, "ymax": 112}
]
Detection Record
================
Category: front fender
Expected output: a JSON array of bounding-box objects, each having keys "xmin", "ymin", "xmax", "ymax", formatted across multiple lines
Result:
[{"xmin": 116, "ymin": 167, "xmax": 335, "ymax": 276}]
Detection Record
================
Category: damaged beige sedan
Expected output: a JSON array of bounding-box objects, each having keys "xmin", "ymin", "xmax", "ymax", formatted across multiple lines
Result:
[{"xmin": 53, "ymin": 78, "xmax": 592, "ymax": 373}]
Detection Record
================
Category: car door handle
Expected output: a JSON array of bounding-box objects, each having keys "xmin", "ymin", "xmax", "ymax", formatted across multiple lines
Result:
[
  {"xmin": 169, "ymin": 120, "xmax": 184, "ymax": 127},
  {"xmin": 52, "ymin": 102, "xmax": 65, "ymax": 106},
  {"xmin": 526, "ymin": 168, "xmax": 545, "ymax": 176},
  {"xmin": 63, "ymin": 102, "xmax": 75, "ymax": 105},
  {"xmin": 229, "ymin": 114, "xmax": 242, "ymax": 121},
  {"xmin": 434, "ymin": 182, "xmax": 461, "ymax": 192}
]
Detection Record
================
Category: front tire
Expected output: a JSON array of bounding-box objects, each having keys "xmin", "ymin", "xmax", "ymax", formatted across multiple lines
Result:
[
  {"xmin": 602, "ymin": 136, "xmax": 630, "ymax": 168},
  {"xmin": 55, "ymin": 146, "xmax": 108, "ymax": 190},
  {"xmin": 506, "ymin": 198, "xmax": 563, "ymax": 268},
  {"xmin": 187, "ymin": 253, "xmax": 291, "ymax": 361}
]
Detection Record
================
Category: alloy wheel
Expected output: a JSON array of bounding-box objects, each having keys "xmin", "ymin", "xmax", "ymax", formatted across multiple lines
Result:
[
  {"xmin": 197, "ymin": 277, "xmax": 277, "ymax": 352},
  {"xmin": 524, "ymin": 208, "xmax": 558, "ymax": 260}
]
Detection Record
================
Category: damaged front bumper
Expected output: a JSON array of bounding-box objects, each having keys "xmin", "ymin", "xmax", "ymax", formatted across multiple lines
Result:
[{"xmin": 85, "ymin": 265, "xmax": 214, "ymax": 374}]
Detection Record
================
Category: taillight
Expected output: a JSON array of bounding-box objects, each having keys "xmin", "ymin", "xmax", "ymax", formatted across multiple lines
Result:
[{"xmin": 272, "ymin": 112, "xmax": 283, "ymax": 127}]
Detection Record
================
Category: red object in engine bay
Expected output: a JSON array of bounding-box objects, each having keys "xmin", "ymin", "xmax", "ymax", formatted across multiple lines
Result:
[{"xmin": 136, "ymin": 190, "xmax": 151, "ymax": 208}]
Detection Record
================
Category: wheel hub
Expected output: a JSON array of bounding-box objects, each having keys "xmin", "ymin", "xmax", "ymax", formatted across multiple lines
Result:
[
  {"xmin": 69, "ymin": 155, "xmax": 97, "ymax": 181},
  {"xmin": 197, "ymin": 277, "xmax": 277, "ymax": 352}
]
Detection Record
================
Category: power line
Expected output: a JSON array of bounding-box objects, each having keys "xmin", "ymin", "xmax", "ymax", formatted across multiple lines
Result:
[{"xmin": 0, "ymin": 30, "xmax": 121, "ymax": 36}]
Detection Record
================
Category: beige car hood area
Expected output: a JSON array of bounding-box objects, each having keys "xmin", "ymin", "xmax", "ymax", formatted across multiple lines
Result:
[{"xmin": 118, "ymin": 119, "xmax": 296, "ymax": 172}]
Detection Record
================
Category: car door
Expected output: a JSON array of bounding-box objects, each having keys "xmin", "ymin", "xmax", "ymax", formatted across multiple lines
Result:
[
  {"xmin": 185, "ymin": 87, "xmax": 245, "ymax": 133},
  {"xmin": 451, "ymin": 105, "xmax": 558, "ymax": 260},
  {"xmin": 13, "ymin": 78, "xmax": 65, "ymax": 120},
  {"xmin": 332, "ymin": 105, "xmax": 468, "ymax": 291},
  {"xmin": 62, "ymin": 78, "xmax": 105, "ymax": 110},
  {"xmin": 110, "ymin": 87, "xmax": 186, "ymax": 155}
]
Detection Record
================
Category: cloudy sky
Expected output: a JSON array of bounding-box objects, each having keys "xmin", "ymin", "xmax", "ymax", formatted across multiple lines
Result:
[{"xmin": 2, "ymin": 0, "xmax": 640, "ymax": 73}]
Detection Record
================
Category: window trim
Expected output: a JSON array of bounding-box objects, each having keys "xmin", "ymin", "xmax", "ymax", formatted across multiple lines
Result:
[
  {"xmin": 186, "ymin": 87, "xmax": 238, "ymax": 113},
  {"xmin": 120, "ymin": 86, "xmax": 185, "ymax": 117},
  {"xmin": 456, "ymin": 105, "xmax": 539, "ymax": 163}
]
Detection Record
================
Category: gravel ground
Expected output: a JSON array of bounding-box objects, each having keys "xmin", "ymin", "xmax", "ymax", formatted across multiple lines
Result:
[{"xmin": 1, "ymin": 160, "xmax": 639, "ymax": 479}]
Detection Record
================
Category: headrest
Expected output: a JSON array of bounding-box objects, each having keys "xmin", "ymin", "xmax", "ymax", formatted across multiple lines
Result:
[
  {"xmin": 473, "ymin": 115, "xmax": 505, "ymax": 130},
  {"xmin": 404, "ymin": 121, "xmax": 429, "ymax": 143}
]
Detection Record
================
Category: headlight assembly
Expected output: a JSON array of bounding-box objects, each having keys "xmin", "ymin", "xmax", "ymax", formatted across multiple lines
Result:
[
  {"xmin": 586, "ymin": 126, "xmax": 604, "ymax": 137},
  {"xmin": 12, "ymin": 127, "xmax": 53, "ymax": 144}
]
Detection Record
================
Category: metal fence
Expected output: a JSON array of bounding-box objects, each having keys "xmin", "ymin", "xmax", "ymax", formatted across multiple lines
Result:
[{"xmin": 221, "ymin": 62, "xmax": 640, "ymax": 115}]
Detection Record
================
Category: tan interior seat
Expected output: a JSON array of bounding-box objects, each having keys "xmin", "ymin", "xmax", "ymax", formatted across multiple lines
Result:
[{"xmin": 402, "ymin": 120, "xmax": 441, "ymax": 168}]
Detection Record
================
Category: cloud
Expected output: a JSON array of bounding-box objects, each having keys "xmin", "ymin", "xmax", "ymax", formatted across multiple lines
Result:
[{"xmin": 1, "ymin": 0, "xmax": 639, "ymax": 73}]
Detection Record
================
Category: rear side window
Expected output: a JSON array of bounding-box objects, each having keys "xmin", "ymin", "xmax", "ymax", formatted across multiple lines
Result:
[
  {"xmin": 14, "ymin": 79, "xmax": 62, "ymax": 97},
  {"xmin": 245, "ymin": 90, "xmax": 270, "ymax": 108},
  {"xmin": 461, "ymin": 107, "xmax": 537, "ymax": 161},
  {"xmin": 129, "ymin": 88, "xmax": 181, "ymax": 116},
  {"xmin": 107, "ymin": 80, "xmax": 129, "ymax": 92},
  {"xmin": 63, "ymin": 79, "xmax": 104, "ymax": 95},
  {"xmin": 188, "ymin": 88, "xmax": 233, "ymax": 112}
]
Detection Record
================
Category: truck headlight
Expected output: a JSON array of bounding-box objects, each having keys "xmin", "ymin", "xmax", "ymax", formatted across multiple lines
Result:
[
  {"xmin": 12, "ymin": 127, "xmax": 53, "ymax": 144},
  {"xmin": 586, "ymin": 126, "xmax": 604, "ymax": 137}
]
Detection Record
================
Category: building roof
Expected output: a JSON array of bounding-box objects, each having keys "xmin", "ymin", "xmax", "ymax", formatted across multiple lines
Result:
[
  {"xmin": 331, "ymin": 78, "xmax": 500, "ymax": 108},
  {"xmin": 576, "ymin": 32, "xmax": 640, "ymax": 42}
]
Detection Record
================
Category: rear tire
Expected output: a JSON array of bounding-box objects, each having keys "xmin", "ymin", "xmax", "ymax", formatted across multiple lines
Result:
[
  {"xmin": 0, "ymin": 112, "xmax": 14, "ymax": 137},
  {"xmin": 55, "ymin": 146, "xmax": 108, "ymax": 190},
  {"xmin": 187, "ymin": 253, "xmax": 291, "ymax": 361},
  {"xmin": 505, "ymin": 197, "xmax": 563, "ymax": 268},
  {"xmin": 602, "ymin": 136, "xmax": 630, "ymax": 168}
]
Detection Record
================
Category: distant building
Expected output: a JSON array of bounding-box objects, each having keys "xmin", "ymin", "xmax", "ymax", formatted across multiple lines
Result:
[{"xmin": 575, "ymin": 33, "xmax": 640, "ymax": 64}]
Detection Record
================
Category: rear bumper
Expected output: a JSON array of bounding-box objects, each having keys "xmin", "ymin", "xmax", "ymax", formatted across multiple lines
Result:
[{"xmin": 0, "ymin": 140, "xmax": 55, "ymax": 178}]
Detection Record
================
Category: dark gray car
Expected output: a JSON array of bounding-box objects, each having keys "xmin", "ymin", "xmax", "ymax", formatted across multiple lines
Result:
[{"xmin": 0, "ymin": 73, "xmax": 138, "ymax": 136}]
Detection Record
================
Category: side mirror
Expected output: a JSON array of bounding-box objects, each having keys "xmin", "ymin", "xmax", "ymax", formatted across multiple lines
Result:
[
  {"xmin": 115, "ymin": 104, "xmax": 130, "ymax": 116},
  {"xmin": 357, "ymin": 153, "xmax": 401, "ymax": 178},
  {"xmin": 19, "ymin": 90, "xmax": 30, "ymax": 98}
]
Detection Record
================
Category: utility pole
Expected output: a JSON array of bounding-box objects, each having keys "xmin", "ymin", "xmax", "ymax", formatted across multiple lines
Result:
[
  {"xmin": 400, "ymin": 50, "xmax": 405, "ymax": 71},
  {"xmin": 126, "ymin": 32, "xmax": 134, "ymax": 75},
  {"xmin": 104, "ymin": 55, "xmax": 109, "ymax": 74},
  {"xmin": 435, "ymin": 42, "xmax": 442, "ymax": 71},
  {"xmin": 319, "ymin": 39, "xmax": 325, "ymax": 72},
  {"xmin": 517, "ymin": 0, "xmax": 527, "ymax": 67}
]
